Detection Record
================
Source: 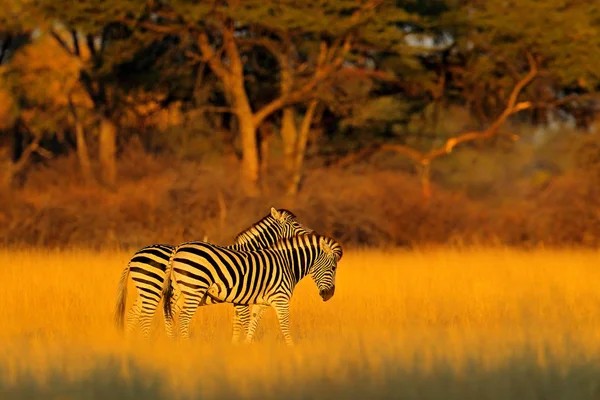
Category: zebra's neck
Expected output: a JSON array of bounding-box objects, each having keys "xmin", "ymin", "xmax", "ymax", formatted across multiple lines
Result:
[
  {"xmin": 230, "ymin": 216, "xmax": 279, "ymax": 251},
  {"xmin": 273, "ymin": 235, "xmax": 319, "ymax": 284}
]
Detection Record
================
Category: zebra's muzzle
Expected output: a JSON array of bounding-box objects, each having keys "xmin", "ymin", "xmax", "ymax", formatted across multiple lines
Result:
[{"xmin": 320, "ymin": 285, "xmax": 335, "ymax": 302}]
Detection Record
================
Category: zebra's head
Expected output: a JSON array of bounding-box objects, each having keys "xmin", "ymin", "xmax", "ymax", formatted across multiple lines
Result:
[
  {"xmin": 310, "ymin": 234, "xmax": 343, "ymax": 302},
  {"xmin": 269, "ymin": 207, "xmax": 312, "ymax": 237}
]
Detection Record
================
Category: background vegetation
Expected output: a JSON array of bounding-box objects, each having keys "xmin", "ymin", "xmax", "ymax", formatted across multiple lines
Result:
[{"xmin": 2, "ymin": 0, "xmax": 600, "ymax": 249}]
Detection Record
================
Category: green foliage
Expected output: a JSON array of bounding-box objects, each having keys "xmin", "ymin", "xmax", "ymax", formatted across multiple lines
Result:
[
  {"xmin": 456, "ymin": 0, "xmax": 600, "ymax": 87},
  {"xmin": 33, "ymin": 0, "xmax": 147, "ymax": 32},
  {"xmin": 0, "ymin": 0, "xmax": 39, "ymax": 33},
  {"xmin": 340, "ymin": 95, "xmax": 412, "ymax": 130}
]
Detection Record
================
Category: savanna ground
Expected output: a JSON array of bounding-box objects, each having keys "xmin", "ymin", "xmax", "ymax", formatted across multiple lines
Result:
[{"xmin": 2, "ymin": 247, "xmax": 600, "ymax": 399}]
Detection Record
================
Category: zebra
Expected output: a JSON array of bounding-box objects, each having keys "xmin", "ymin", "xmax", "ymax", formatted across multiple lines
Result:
[
  {"xmin": 114, "ymin": 207, "xmax": 312, "ymax": 341},
  {"xmin": 162, "ymin": 232, "xmax": 343, "ymax": 345}
]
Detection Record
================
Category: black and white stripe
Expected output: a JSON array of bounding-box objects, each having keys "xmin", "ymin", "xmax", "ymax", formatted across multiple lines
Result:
[
  {"xmin": 114, "ymin": 207, "xmax": 311, "ymax": 340},
  {"xmin": 162, "ymin": 232, "xmax": 343, "ymax": 345}
]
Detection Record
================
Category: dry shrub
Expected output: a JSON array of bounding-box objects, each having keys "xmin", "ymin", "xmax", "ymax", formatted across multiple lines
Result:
[
  {"xmin": 3, "ymin": 144, "xmax": 600, "ymax": 249},
  {"xmin": 527, "ymin": 172, "xmax": 600, "ymax": 247},
  {"xmin": 295, "ymin": 168, "xmax": 482, "ymax": 247}
]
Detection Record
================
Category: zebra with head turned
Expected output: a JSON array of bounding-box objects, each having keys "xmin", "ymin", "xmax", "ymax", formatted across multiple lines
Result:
[
  {"xmin": 114, "ymin": 207, "xmax": 312, "ymax": 340},
  {"xmin": 162, "ymin": 232, "xmax": 343, "ymax": 346}
]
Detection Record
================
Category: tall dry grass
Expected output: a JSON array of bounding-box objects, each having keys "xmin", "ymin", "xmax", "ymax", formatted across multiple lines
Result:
[{"xmin": 1, "ymin": 247, "xmax": 600, "ymax": 399}]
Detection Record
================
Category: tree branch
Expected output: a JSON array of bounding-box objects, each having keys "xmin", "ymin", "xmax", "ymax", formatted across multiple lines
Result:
[
  {"xmin": 253, "ymin": 77, "xmax": 321, "ymax": 127},
  {"xmin": 71, "ymin": 29, "xmax": 80, "ymax": 56},
  {"xmin": 436, "ymin": 52, "xmax": 536, "ymax": 155},
  {"xmin": 196, "ymin": 31, "xmax": 230, "ymax": 81},
  {"xmin": 333, "ymin": 54, "xmax": 538, "ymax": 168},
  {"xmin": 50, "ymin": 29, "xmax": 75, "ymax": 56},
  {"xmin": 254, "ymin": 0, "xmax": 378, "ymax": 129},
  {"xmin": 253, "ymin": 43, "xmax": 330, "ymax": 127},
  {"xmin": 239, "ymin": 37, "xmax": 284, "ymax": 64},
  {"xmin": 139, "ymin": 21, "xmax": 177, "ymax": 34},
  {"xmin": 196, "ymin": 106, "xmax": 235, "ymax": 115},
  {"xmin": 86, "ymin": 33, "xmax": 96, "ymax": 58},
  {"xmin": 13, "ymin": 135, "xmax": 43, "ymax": 174},
  {"xmin": 0, "ymin": 34, "xmax": 12, "ymax": 64},
  {"xmin": 532, "ymin": 91, "xmax": 600, "ymax": 108}
]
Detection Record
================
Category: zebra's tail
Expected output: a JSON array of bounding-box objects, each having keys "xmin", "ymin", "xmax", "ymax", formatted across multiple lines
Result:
[
  {"xmin": 114, "ymin": 264, "xmax": 131, "ymax": 331},
  {"xmin": 162, "ymin": 246, "xmax": 178, "ymax": 323}
]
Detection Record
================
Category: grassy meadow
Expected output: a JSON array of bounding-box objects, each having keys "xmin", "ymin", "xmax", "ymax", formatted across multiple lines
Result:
[{"xmin": 1, "ymin": 247, "xmax": 600, "ymax": 399}]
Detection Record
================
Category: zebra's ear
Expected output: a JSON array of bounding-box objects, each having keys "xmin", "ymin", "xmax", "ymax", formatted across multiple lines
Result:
[
  {"xmin": 319, "ymin": 236, "xmax": 334, "ymax": 256},
  {"xmin": 270, "ymin": 207, "xmax": 283, "ymax": 221}
]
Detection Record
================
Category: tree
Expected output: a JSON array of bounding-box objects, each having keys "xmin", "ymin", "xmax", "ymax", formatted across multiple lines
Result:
[
  {"xmin": 449, "ymin": 0, "xmax": 600, "ymax": 124},
  {"xmin": 329, "ymin": 0, "xmax": 600, "ymax": 199},
  {"xmin": 33, "ymin": 0, "xmax": 158, "ymax": 189},
  {"xmin": 146, "ymin": 0, "xmax": 420, "ymax": 196},
  {"xmin": 0, "ymin": 1, "xmax": 39, "ymax": 188}
]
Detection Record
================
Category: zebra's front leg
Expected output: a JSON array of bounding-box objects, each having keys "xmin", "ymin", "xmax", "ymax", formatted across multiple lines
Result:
[
  {"xmin": 178, "ymin": 290, "xmax": 207, "ymax": 340},
  {"xmin": 243, "ymin": 305, "xmax": 268, "ymax": 344},
  {"xmin": 163, "ymin": 288, "xmax": 181, "ymax": 339},
  {"xmin": 232, "ymin": 304, "xmax": 250, "ymax": 344},
  {"xmin": 272, "ymin": 301, "xmax": 294, "ymax": 346}
]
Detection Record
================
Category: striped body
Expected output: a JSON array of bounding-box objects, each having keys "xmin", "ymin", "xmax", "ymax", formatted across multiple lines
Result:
[
  {"xmin": 162, "ymin": 233, "xmax": 343, "ymax": 345},
  {"xmin": 114, "ymin": 208, "xmax": 311, "ymax": 340}
]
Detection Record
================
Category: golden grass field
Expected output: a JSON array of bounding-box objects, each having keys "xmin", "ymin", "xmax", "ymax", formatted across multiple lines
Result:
[{"xmin": 2, "ymin": 247, "xmax": 600, "ymax": 399}]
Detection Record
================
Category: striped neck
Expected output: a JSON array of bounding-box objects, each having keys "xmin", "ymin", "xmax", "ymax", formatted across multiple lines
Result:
[{"xmin": 274, "ymin": 235, "xmax": 320, "ymax": 284}]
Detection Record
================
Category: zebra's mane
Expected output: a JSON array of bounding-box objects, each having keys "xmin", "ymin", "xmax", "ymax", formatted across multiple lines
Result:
[
  {"xmin": 275, "ymin": 208, "xmax": 297, "ymax": 218},
  {"xmin": 233, "ymin": 209, "xmax": 296, "ymax": 244},
  {"xmin": 272, "ymin": 232, "xmax": 318, "ymax": 249}
]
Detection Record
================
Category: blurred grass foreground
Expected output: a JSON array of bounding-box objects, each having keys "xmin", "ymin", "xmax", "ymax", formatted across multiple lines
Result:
[{"xmin": 2, "ymin": 247, "xmax": 600, "ymax": 399}]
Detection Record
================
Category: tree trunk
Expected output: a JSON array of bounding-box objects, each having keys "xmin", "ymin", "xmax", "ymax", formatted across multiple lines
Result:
[
  {"xmin": 74, "ymin": 119, "xmax": 95, "ymax": 184},
  {"xmin": 280, "ymin": 61, "xmax": 298, "ymax": 185},
  {"xmin": 1, "ymin": 163, "xmax": 14, "ymax": 189},
  {"xmin": 0, "ymin": 141, "xmax": 13, "ymax": 189},
  {"xmin": 281, "ymin": 107, "xmax": 298, "ymax": 183},
  {"xmin": 99, "ymin": 117, "xmax": 117, "ymax": 189},
  {"xmin": 223, "ymin": 31, "xmax": 261, "ymax": 197},
  {"xmin": 417, "ymin": 162, "xmax": 431, "ymax": 201},
  {"xmin": 226, "ymin": 65, "xmax": 261, "ymax": 196},
  {"xmin": 0, "ymin": 130, "xmax": 45, "ymax": 189},
  {"xmin": 237, "ymin": 107, "xmax": 260, "ymax": 197},
  {"xmin": 259, "ymin": 124, "xmax": 272, "ymax": 195},
  {"xmin": 287, "ymin": 100, "xmax": 318, "ymax": 197}
]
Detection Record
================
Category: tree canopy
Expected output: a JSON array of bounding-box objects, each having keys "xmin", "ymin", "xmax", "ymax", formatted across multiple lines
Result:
[{"xmin": 1, "ymin": 0, "xmax": 599, "ymax": 196}]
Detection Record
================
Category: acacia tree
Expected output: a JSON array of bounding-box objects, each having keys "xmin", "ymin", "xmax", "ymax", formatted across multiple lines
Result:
[
  {"xmin": 451, "ymin": 0, "xmax": 600, "ymax": 124},
  {"xmin": 142, "ymin": 0, "xmax": 419, "ymax": 196},
  {"xmin": 331, "ymin": 0, "xmax": 600, "ymax": 199},
  {"xmin": 0, "ymin": 2, "xmax": 41, "ymax": 188},
  {"xmin": 31, "ymin": 0, "xmax": 156, "ymax": 189}
]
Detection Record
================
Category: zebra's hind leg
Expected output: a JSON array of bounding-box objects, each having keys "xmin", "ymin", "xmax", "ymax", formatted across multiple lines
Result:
[
  {"xmin": 177, "ymin": 289, "xmax": 207, "ymax": 340},
  {"xmin": 163, "ymin": 289, "xmax": 181, "ymax": 339},
  {"xmin": 125, "ymin": 297, "xmax": 142, "ymax": 335},
  {"xmin": 138, "ymin": 297, "xmax": 162, "ymax": 339},
  {"xmin": 244, "ymin": 304, "xmax": 268, "ymax": 344},
  {"xmin": 232, "ymin": 304, "xmax": 250, "ymax": 344}
]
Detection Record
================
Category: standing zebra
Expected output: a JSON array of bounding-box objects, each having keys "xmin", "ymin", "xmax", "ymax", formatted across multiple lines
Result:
[
  {"xmin": 162, "ymin": 232, "xmax": 343, "ymax": 345},
  {"xmin": 114, "ymin": 207, "xmax": 311, "ymax": 340}
]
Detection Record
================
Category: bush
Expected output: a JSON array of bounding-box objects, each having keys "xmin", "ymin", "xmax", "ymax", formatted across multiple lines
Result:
[{"xmin": 2, "ymin": 143, "xmax": 600, "ymax": 250}]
